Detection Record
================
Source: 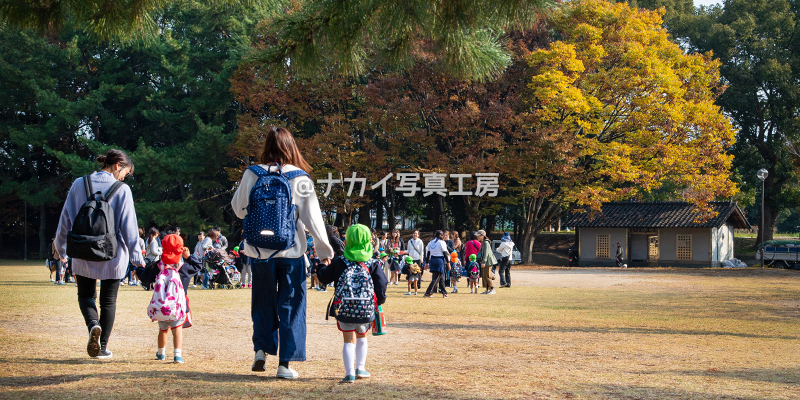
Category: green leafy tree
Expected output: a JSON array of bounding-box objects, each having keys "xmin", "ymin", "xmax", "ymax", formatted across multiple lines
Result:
[
  {"xmin": 0, "ymin": 0, "xmax": 267, "ymax": 256},
  {"xmin": 674, "ymin": 0, "xmax": 800, "ymax": 244}
]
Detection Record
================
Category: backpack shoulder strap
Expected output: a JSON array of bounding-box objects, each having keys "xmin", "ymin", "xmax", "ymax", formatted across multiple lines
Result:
[
  {"xmin": 247, "ymin": 165, "xmax": 269, "ymax": 178},
  {"xmin": 83, "ymin": 175, "xmax": 94, "ymax": 200},
  {"xmin": 285, "ymin": 170, "xmax": 310, "ymax": 180},
  {"xmin": 102, "ymin": 181, "xmax": 125, "ymax": 202}
]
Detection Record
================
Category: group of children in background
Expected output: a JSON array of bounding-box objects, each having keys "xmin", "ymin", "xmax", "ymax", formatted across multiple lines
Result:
[{"xmin": 373, "ymin": 248, "xmax": 486, "ymax": 295}]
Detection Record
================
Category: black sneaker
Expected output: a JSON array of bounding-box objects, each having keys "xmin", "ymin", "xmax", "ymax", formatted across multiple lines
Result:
[
  {"xmin": 87, "ymin": 325, "xmax": 102, "ymax": 357},
  {"xmin": 95, "ymin": 347, "xmax": 112, "ymax": 359}
]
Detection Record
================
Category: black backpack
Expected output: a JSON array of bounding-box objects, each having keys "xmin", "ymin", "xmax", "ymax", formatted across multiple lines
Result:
[{"xmin": 66, "ymin": 176, "xmax": 124, "ymax": 262}]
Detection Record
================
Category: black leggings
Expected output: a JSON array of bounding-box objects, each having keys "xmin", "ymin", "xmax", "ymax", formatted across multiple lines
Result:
[
  {"xmin": 76, "ymin": 275, "xmax": 121, "ymax": 347},
  {"xmin": 424, "ymin": 271, "xmax": 447, "ymax": 296}
]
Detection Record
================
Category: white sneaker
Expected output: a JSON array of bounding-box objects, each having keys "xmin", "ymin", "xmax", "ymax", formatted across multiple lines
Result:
[
  {"xmin": 276, "ymin": 365, "xmax": 298, "ymax": 379},
  {"xmin": 488, "ymin": 290, "xmax": 496, "ymax": 295},
  {"xmin": 251, "ymin": 350, "xmax": 266, "ymax": 372}
]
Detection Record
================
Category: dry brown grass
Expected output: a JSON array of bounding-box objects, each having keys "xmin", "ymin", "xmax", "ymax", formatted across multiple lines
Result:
[{"xmin": 1, "ymin": 261, "xmax": 799, "ymax": 399}]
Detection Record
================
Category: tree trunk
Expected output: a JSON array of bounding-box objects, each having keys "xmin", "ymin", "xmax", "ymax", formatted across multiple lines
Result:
[
  {"xmin": 387, "ymin": 186, "xmax": 396, "ymax": 231},
  {"xmin": 334, "ymin": 211, "xmax": 344, "ymax": 228},
  {"xmin": 38, "ymin": 203, "xmax": 47, "ymax": 259},
  {"xmin": 462, "ymin": 197, "xmax": 481, "ymax": 231},
  {"xmin": 486, "ymin": 215, "xmax": 496, "ymax": 234},
  {"xmin": 358, "ymin": 200, "xmax": 372, "ymax": 227},
  {"xmin": 342, "ymin": 211, "xmax": 353, "ymax": 227},
  {"xmin": 375, "ymin": 191, "xmax": 384, "ymax": 230},
  {"xmin": 755, "ymin": 185, "xmax": 778, "ymax": 248},
  {"xmin": 440, "ymin": 196, "xmax": 450, "ymax": 231},
  {"xmin": 520, "ymin": 196, "xmax": 563, "ymax": 264}
]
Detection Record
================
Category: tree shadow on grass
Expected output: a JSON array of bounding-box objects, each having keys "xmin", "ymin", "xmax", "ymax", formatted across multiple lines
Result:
[
  {"xmin": 0, "ymin": 281, "xmax": 69, "ymax": 287},
  {"xmin": 667, "ymin": 366, "xmax": 800, "ymax": 386},
  {"xmin": 389, "ymin": 322, "xmax": 800, "ymax": 340},
  {"xmin": 577, "ymin": 383, "xmax": 783, "ymax": 400},
  {"xmin": 0, "ymin": 368, "xmax": 326, "ymax": 388}
]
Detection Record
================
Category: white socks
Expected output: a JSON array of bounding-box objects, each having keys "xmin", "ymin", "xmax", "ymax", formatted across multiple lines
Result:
[
  {"xmin": 342, "ymin": 343, "xmax": 356, "ymax": 377},
  {"xmin": 158, "ymin": 348, "xmax": 182, "ymax": 357},
  {"xmin": 356, "ymin": 337, "xmax": 368, "ymax": 370}
]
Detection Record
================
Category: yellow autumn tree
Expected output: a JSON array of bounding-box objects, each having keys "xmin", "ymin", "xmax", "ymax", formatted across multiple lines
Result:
[{"xmin": 511, "ymin": 0, "xmax": 737, "ymax": 261}]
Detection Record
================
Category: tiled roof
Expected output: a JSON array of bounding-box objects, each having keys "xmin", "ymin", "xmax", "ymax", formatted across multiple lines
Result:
[{"xmin": 564, "ymin": 202, "xmax": 751, "ymax": 229}]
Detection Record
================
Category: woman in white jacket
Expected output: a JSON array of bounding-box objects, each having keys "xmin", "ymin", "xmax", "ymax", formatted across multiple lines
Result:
[
  {"xmin": 231, "ymin": 127, "xmax": 333, "ymax": 379},
  {"xmin": 497, "ymin": 232, "xmax": 515, "ymax": 288}
]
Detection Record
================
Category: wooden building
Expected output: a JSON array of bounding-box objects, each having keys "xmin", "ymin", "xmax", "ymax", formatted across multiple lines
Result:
[{"xmin": 565, "ymin": 202, "xmax": 751, "ymax": 267}]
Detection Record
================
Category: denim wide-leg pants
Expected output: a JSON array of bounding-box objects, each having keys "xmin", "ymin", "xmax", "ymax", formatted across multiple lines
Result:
[{"xmin": 251, "ymin": 256, "xmax": 307, "ymax": 362}]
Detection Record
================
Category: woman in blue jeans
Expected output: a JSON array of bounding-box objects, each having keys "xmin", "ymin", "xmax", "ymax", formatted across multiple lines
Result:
[{"xmin": 231, "ymin": 127, "xmax": 333, "ymax": 379}]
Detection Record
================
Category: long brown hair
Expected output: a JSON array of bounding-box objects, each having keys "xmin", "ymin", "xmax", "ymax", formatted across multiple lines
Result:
[{"xmin": 259, "ymin": 127, "xmax": 312, "ymax": 172}]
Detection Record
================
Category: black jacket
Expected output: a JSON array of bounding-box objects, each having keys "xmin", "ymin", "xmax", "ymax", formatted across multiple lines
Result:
[
  {"xmin": 329, "ymin": 235, "xmax": 345, "ymax": 258},
  {"xmin": 139, "ymin": 255, "xmax": 204, "ymax": 296},
  {"xmin": 317, "ymin": 257, "xmax": 388, "ymax": 320}
]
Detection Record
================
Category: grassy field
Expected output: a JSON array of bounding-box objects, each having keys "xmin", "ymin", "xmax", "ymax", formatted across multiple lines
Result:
[{"xmin": 1, "ymin": 260, "xmax": 799, "ymax": 399}]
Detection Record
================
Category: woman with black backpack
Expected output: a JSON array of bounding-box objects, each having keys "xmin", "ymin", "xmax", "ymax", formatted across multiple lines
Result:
[
  {"xmin": 231, "ymin": 127, "xmax": 333, "ymax": 379},
  {"xmin": 53, "ymin": 149, "xmax": 144, "ymax": 360}
]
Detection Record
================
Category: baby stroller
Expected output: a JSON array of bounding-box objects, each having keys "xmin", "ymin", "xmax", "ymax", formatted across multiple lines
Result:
[{"xmin": 204, "ymin": 249, "xmax": 236, "ymax": 289}]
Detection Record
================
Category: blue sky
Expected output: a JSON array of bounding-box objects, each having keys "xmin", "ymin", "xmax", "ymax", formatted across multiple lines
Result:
[{"xmin": 694, "ymin": 0, "xmax": 722, "ymax": 7}]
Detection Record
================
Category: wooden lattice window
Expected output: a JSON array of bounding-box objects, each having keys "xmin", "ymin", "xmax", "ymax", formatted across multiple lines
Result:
[
  {"xmin": 677, "ymin": 234, "xmax": 692, "ymax": 260},
  {"xmin": 596, "ymin": 234, "xmax": 610, "ymax": 258}
]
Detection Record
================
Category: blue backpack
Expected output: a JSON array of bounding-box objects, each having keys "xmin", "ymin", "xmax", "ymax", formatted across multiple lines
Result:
[{"xmin": 242, "ymin": 163, "xmax": 310, "ymax": 260}]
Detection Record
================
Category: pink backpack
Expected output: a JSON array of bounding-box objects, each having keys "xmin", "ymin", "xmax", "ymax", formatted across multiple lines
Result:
[{"xmin": 147, "ymin": 266, "xmax": 186, "ymax": 322}]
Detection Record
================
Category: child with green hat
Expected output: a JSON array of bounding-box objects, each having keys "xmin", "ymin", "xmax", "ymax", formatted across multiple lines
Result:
[
  {"xmin": 388, "ymin": 249, "xmax": 402, "ymax": 286},
  {"xmin": 465, "ymin": 254, "xmax": 481, "ymax": 294},
  {"xmin": 316, "ymin": 224, "xmax": 388, "ymax": 383},
  {"xmin": 401, "ymin": 256, "xmax": 421, "ymax": 295}
]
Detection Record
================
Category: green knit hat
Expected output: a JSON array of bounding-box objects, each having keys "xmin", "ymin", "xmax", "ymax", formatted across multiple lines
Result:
[
  {"xmin": 469, "ymin": 254, "xmax": 477, "ymax": 261},
  {"xmin": 344, "ymin": 224, "xmax": 373, "ymax": 262}
]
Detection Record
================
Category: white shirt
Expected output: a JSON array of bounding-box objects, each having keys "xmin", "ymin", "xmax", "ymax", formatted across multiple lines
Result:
[
  {"xmin": 193, "ymin": 238, "xmax": 209, "ymax": 258},
  {"xmin": 231, "ymin": 164, "xmax": 333, "ymax": 260},
  {"xmin": 407, "ymin": 238, "xmax": 424, "ymax": 260},
  {"xmin": 426, "ymin": 239, "xmax": 448, "ymax": 258},
  {"xmin": 498, "ymin": 241, "xmax": 514, "ymax": 258}
]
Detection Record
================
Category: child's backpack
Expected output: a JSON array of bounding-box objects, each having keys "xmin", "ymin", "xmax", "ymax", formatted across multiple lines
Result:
[
  {"xmin": 450, "ymin": 262, "xmax": 463, "ymax": 279},
  {"xmin": 331, "ymin": 259, "xmax": 376, "ymax": 323},
  {"xmin": 242, "ymin": 163, "xmax": 310, "ymax": 260},
  {"xmin": 147, "ymin": 267, "xmax": 186, "ymax": 322},
  {"xmin": 67, "ymin": 176, "xmax": 124, "ymax": 262},
  {"xmin": 409, "ymin": 263, "xmax": 421, "ymax": 275},
  {"xmin": 468, "ymin": 261, "xmax": 480, "ymax": 279}
]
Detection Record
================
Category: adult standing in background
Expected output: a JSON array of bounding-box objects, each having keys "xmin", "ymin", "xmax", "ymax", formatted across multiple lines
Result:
[
  {"xmin": 476, "ymin": 230, "xmax": 497, "ymax": 295},
  {"xmin": 423, "ymin": 230, "xmax": 449, "ymax": 298},
  {"xmin": 370, "ymin": 229, "xmax": 379, "ymax": 258},
  {"xmin": 214, "ymin": 226, "xmax": 228, "ymax": 251},
  {"xmin": 144, "ymin": 227, "xmax": 162, "ymax": 264},
  {"xmin": 616, "ymin": 242, "xmax": 625, "ymax": 268},
  {"xmin": 464, "ymin": 231, "xmax": 481, "ymax": 264},
  {"xmin": 54, "ymin": 149, "xmax": 143, "ymax": 359},
  {"xmin": 388, "ymin": 229, "xmax": 404, "ymax": 253},
  {"xmin": 193, "ymin": 231, "xmax": 207, "ymax": 258},
  {"xmin": 327, "ymin": 225, "xmax": 345, "ymax": 258},
  {"xmin": 496, "ymin": 232, "xmax": 515, "ymax": 288},
  {"xmin": 50, "ymin": 239, "xmax": 65, "ymax": 285},
  {"xmin": 406, "ymin": 230, "xmax": 424, "ymax": 266},
  {"xmin": 451, "ymin": 230, "xmax": 463, "ymax": 261},
  {"xmin": 232, "ymin": 126, "xmax": 333, "ymax": 379}
]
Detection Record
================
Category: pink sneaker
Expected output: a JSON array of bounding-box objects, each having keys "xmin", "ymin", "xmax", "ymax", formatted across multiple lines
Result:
[{"xmin": 248, "ymin": 284, "xmax": 252, "ymax": 288}]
